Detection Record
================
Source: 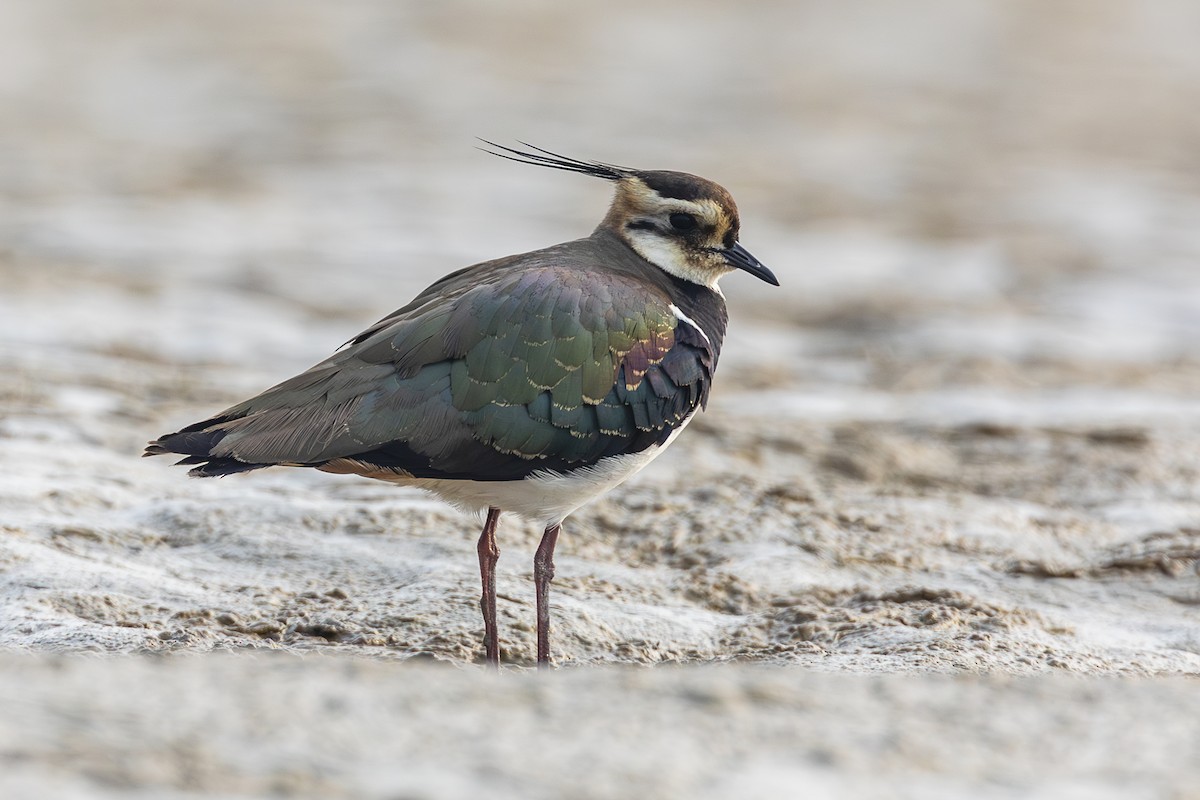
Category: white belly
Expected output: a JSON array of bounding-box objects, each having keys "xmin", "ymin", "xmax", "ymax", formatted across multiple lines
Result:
[{"xmin": 407, "ymin": 417, "xmax": 693, "ymax": 528}]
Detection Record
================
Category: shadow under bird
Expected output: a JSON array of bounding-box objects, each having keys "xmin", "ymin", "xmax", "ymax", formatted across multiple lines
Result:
[{"xmin": 145, "ymin": 142, "xmax": 778, "ymax": 666}]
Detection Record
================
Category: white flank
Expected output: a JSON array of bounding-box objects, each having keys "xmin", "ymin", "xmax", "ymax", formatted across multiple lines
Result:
[{"xmin": 406, "ymin": 415, "xmax": 695, "ymax": 528}]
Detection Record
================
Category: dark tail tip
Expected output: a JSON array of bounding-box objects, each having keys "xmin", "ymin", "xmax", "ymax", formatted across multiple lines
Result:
[
  {"xmin": 143, "ymin": 422, "xmax": 268, "ymax": 477},
  {"xmin": 183, "ymin": 457, "xmax": 272, "ymax": 478}
]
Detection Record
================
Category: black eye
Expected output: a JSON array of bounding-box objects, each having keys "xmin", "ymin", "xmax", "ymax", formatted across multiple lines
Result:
[{"xmin": 669, "ymin": 212, "xmax": 698, "ymax": 232}]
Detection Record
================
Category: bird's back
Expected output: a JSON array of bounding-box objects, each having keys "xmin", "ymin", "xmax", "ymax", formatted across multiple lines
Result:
[{"xmin": 146, "ymin": 229, "xmax": 726, "ymax": 486}]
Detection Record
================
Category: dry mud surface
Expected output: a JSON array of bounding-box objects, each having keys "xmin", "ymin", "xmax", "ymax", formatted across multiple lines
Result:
[{"xmin": 1, "ymin": 0, "xmax": 1199, "ymax": 797}]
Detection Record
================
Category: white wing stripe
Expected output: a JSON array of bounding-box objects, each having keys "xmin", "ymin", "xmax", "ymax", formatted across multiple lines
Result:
[{"xmin": 669, "ymin": 303, "xmax": 712, "ymax": 345}]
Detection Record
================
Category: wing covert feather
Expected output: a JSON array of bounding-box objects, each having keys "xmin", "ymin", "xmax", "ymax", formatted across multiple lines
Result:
[{"xmin": 156, "ymin": 261, "xmax": 721, "ymax": 481}]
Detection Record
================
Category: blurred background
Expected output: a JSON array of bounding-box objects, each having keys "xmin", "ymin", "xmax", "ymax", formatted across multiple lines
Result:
[{"xmin": 3, "ymin": 0, "xmax": 1198, "ymax": 397}]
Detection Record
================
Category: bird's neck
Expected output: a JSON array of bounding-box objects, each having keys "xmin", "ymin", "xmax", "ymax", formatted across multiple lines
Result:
[
  {"xmin": 591, "ymin": 227, "xmax": 729, "ymax": 351},
  {"xmin": 665, "ymin": 268, "xmax": 729, "ymax": 352}
]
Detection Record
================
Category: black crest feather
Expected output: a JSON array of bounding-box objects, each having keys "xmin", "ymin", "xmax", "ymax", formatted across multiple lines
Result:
[{"xmin": 477, "ymin": 140, "xmax": 631, "ymax": 181}]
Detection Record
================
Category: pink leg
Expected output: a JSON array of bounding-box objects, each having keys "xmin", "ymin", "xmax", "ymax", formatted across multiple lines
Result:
[
  {"xmin": 534, "ymin": 523, "xmax": 561, "ymax": 667},
  {"xmin": 476, "ymin": 507, "xmax": 501, "ymax": 666}
]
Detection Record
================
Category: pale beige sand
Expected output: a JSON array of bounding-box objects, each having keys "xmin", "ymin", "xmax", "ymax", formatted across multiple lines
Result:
[
  {"xmin": 1, "ymin": 655, "xmax": 1198, "ymax": 800},
  {"xmin": 1, "ymin": 0, "xmax": 1199, "ymax": 796}
]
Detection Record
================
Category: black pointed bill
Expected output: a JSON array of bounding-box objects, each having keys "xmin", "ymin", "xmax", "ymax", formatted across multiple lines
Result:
[{"xmin": 723, "ymin": 242, "xmax": 779, "ymax": 286}]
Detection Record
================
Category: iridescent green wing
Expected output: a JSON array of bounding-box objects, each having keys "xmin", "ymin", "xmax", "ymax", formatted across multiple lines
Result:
[
  {"xmin": 348, "ymin": 265, "xmax": 713, "ymax": 477},
  {"xmin": 155, "ymin": 265, "xmax": 716, "ymax": 480}
]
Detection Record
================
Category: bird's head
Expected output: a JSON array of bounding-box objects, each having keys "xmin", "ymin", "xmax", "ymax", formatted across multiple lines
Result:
[{"xmin": 480, "ymin": 141, "xmax": 778, "ymax": 290}]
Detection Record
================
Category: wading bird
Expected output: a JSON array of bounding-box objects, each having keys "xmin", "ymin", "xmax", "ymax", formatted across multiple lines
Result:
[{"xmin": 146, "ymin": 143, "xmax": 778, "ymax": 666}]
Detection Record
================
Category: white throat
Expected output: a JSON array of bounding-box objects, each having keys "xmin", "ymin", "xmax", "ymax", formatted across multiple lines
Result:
[{"xmin": 624, "ymin": 229, "xmax": 725, "ymax": 291}]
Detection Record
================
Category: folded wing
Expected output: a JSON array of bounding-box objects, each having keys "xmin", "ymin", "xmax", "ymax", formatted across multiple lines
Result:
[{"xmin": 146, "ymin": 264, "xmax": 717, "ymax": 481}]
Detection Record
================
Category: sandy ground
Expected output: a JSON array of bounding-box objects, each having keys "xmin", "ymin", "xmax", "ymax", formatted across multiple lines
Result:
[
  {"xmin": 3, "ymin": 656, "xmax": 1199, "ymax": 800},
  {"xmin": 1, "ymin": 0, "xmax": 1199, "ymax": 796}
]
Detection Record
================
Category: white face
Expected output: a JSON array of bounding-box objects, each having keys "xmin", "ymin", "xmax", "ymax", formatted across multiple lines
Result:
[{"xmin": 613, "ymin": 179, "xmax": 737, "ymax": 290}]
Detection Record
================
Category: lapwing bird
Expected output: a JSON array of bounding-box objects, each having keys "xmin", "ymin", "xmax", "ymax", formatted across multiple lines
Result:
[{"xmin": 145, "ymin": 143, "xmax": 778, "ymax": 666}]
